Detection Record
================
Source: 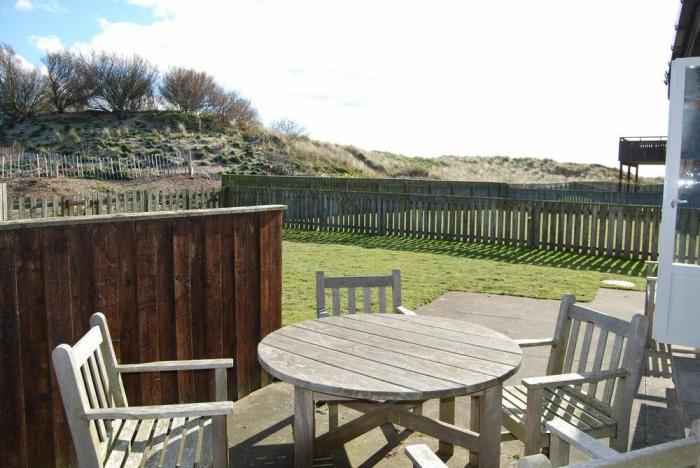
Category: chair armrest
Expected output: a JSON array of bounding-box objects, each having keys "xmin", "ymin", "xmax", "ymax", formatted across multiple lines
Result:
[
  {"xmin": 545, "ymin": 419, "xmax": 620, "ymax": 459},
  {"xmin": 396, "ymin": 306, "xmax": 417, "ymax": 316},
  {"xmin": 522, "ymin": 368, "xmax": 628, "ymax": 390},
  {"xmin": 517, "ymin": 454, "xmax": 552, "ymax": 468},
  {"xmin": 85, "ymin": 401, "xmax": 234, "ymax": 420},
  {"xmin": 117, "ymin": 358, "xmax": 234, "ymax": 373},
  {"xmin": 514, "ymin": 338, "xmax": 556, "ymax": 348},
  {"xmin": 404, "ymin": 444, "xmax": 447, "ymax": 467}
]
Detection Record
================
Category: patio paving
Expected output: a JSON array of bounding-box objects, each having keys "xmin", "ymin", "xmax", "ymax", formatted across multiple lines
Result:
[{"xmin": 228, "ymin": 288, "xmax": 688, "ymax": 467}]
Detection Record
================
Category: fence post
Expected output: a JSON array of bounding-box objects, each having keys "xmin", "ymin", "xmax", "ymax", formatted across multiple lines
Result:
[
  {"xmin": 222, "ymin": 186, "xmax": 234, "ymax": 207},
  {"xmin": 143, "ymin": 190, "xmax": 151, "ymax": 212},
  {"xmin": 0, "ymin": 183, "xmax": 7, "ymax": 221}
]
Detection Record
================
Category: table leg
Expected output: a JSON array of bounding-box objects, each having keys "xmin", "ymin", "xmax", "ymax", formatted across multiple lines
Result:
[
  {"xmin": 438, "ymin": 396, "xmax": 455, "ymax": 456},
  {"xmin": 469, "ymin": 394, "xmax": 480, "ymax": 466},
  {"xmin": 294, "ymin": 386, "xmax": 315, "ymax": 468},
  {"xmin": 475, "ymin": 384, "xmax": 503, "ymax": 468}
]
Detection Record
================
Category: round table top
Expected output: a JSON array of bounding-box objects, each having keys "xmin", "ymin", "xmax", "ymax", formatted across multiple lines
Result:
[{"xmin": 257, "ymin": 314, "xmax": 522, "ymax": 401}]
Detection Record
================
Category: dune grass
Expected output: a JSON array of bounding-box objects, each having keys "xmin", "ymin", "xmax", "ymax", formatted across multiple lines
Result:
[{"xmin": 281, "ymin": 229, "xmax": 646, "ymax": 325}]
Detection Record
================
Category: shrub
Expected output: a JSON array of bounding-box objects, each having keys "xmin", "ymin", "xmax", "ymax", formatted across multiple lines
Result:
[
  {"xmin": 0, "ymin": 43, "xmax": 50, "ymax": 121},
  {"xmin": 160, "ymin": 67, "xmax": 216, "ymax": 114},
  {"xmin": 43, "ymin": 50, "xmax": 93, "ymax": 112},
  {"xmin": 68, "ymin": 128, "xmax": 80, "ymax": 144},
  {"xmin": 271, "ymin": 118, "xmax": 307, "ymax": 140},
  {"xmin": 88, "ymin": 51, "xmax": 158, "ymax": 113}
]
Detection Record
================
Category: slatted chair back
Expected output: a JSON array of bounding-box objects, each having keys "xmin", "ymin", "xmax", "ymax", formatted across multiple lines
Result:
[
  {"xmin": 52, "ymin": 313, "xmax": 128, "ymax": 467},
  {"xmin": 548, "ymin": 294, "xmax": 648, "ymax": 448},
  {"xmin": 316, "ymin": 269, "xmax": 403, "ymax": 318}
]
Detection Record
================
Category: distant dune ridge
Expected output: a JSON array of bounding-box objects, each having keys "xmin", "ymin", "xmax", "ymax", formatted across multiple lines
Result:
[{"xmin": 0, "ymin": 110, "xmax": 657, "ymax": 184}]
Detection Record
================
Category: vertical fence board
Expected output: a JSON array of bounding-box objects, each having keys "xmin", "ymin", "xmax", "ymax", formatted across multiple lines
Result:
[
  {"xmin": 0, "ymin": 233, "xmax": 28, "ymax": 467},
  {"xmin": 234, "ymin": 213, "xmax": 261, "ymax": 398}
]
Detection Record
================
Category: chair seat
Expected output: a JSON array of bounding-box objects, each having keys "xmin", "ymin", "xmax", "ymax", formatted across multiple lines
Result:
[
  {"xmin": 105, "ymin": 416, "xmax": 215, "ymax": 468},
  {"xmin": 501, "ymin": 384, "xmax": 617, "ymax": 445}
]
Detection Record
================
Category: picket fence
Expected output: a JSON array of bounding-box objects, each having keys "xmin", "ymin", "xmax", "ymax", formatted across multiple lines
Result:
[
  {"xmin": 224, "ymin": 186, "xmax": 700, "ymax": 263},
  {"xmin": 0, "ymin": 150, "xmax": 199, "ymax": 180},
  {"xmin": 6, "ymin": 187, "xmax": 222, "ymax": 220}
]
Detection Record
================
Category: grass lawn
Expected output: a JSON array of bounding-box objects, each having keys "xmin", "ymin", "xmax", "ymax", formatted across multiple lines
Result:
[{"xmin": 282, "ymin": 229, "xmax": 647, "ymax": 325}]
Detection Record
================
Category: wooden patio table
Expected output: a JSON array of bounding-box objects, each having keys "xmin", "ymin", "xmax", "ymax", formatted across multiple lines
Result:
[{"xmin": 257, "ymin": 314, "xmax": 522, "ymax": 468}]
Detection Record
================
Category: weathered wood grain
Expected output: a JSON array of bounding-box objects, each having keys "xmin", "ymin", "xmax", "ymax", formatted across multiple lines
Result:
[
  {"xmin": 258, "ymin": 315, "xmax": 521, "ymax": 400},
  {"xmin": 0, "ymin": 208, "xmax": 284, "ymax": 467}
]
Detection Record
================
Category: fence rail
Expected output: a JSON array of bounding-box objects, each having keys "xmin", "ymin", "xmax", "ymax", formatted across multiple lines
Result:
[
  {"xmin": 222, "ymin": 174, "xmax": 668, "ymax": 206},
  {"xmin": 5, "ymin": 187, "xmax": 222, "ymax": 220},
  {"xmin": 222, "ymin": 186, "xmax": 700, "ymax": 263}
]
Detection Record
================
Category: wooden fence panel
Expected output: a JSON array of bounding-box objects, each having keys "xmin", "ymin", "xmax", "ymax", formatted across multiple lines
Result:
[
  {"xmin": 6, "ymin": 187, "xmax": 222, "ymax": 220},
  {"xmin": 222, "ymin": 174, "xmax": 667, "ymax": 205},
  {"xmin": 222, "ymin": 186, "xmax": 700, "ymax": 262},
  {"xmin": 0, "ymin": 207, "xmax": 284, "ymax": 467}
]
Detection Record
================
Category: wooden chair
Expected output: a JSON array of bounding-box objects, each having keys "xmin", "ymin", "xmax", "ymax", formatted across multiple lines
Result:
[
  {"xmin": 502, "ymin": 294, "xmax": 649, "ymax": 456},
  {"xmin": 52, "ymin": 312, "xmax": 234, "ymax": 468},
  {"xmin": 517, "ymin": 419, "xmax": 700, "ymax": 468},
  {"xmin": 315, "ymin": 269, "xmax": 417, "ymax": 430},
  {"xmin": 405, "ymin": 444, "xmax": 447, "ymax": 467},
  {"xmin": 315, "ymin": 269, "xmax": 416, "ymax": 317}
]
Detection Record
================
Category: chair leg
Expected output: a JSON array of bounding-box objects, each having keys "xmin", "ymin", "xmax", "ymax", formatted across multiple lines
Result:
[
  {"xmin": 213, "ymin": 368, "xmax": 228, "ymax": 468},
  {"xmin": 548, "ymin": 434, "xmax": 569, "ymax": 468},
  {"xmin": 213, "ymin": 415, "xmax": 228, "ymax": 468},
  {"xmin": 609, "ymin": 432, "xmax": 628, "ymax": 452},
  {"xmin": 328, "ymin": 402, "xmax": 339, "ymax": 430},
  {"xmin": 525, "ymin": 388, "xmax": 544, "ymax": 456}
]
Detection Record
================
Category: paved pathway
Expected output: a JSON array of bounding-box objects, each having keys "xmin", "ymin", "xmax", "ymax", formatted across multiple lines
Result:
[{"xmin": 228, "ymin": 288, "xmax": 685, "ymax": 467}]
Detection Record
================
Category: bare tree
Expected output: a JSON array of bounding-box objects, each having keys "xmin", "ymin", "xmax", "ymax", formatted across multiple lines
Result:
[
  {"xmin": 207, "ymin": 86, "xmax": 259, "ymax": 127},
  {"xmin": 271, "ymin": 118, "xmax": 307, "ymax": 139},
  {"xmin": 0, "ymin": 43, "xmax": 49, "ymax": 121},
  {"xmin": 88, "ymin": 52, "xmax": 158, "ymax": 113},
  {"xmin": 159, "ymin": 67, "xmax": 216, "ymax": 113},
  {"xmin": 43, "ymin": 50, "xmax": 94, "ymax": 112}
]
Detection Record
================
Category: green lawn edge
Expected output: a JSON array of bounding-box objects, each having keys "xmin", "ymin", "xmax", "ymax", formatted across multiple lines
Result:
[{"xmin": 282, "ymin": 229, "xmax": 646, "ymax": 325}]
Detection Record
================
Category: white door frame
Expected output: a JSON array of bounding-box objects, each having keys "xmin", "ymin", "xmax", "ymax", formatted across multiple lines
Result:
[{"xmin": 655, "ymin": 56, "xmax": 700, "ymax": 345}]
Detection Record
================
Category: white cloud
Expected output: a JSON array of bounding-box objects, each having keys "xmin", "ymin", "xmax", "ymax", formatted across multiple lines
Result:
[
  {"xmin": 15, "ymin": 53, "xmax": 37, "ymax": 71},
  {"xmin": 30, "ymin": 35, "xmax": 64, "ymax": 53},
  {"xmin": 14, "ymin": 0, "xmax": 64, "ymax": 13},
  {"xmin": 73, "ymin": 0, "xmax": 678, "ymax": 171},
  {"xmin": 14, "ymin": 0, "xmax": 33, "ymax": 11}
]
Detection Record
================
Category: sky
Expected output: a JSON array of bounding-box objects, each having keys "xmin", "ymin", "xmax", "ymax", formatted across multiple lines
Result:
[{"xmin": 0, "ymin": 0, "xmax": 682, "ymax": 175}]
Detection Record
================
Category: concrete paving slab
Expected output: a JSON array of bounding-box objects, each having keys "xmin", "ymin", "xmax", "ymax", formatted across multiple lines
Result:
[
  {"xmin": 671, "ymin": 346, "xmax": 700, "ymax": 432},
  {"xmin": 229, "ymin": 288, "xmax": 687, "ymax": 467}
]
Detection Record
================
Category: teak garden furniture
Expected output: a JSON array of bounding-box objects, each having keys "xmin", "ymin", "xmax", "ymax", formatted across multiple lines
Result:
[
  {"xmin": 52, "ymin": 313, "xmax": 234, "ymax": 467},
  {"xmin": 258, "ymin": 314, "xmax": 522, "ymax": 468},
  {"xmin": 501, "ymin": 294, "xmax": 649, "ymax": 456},
  {"xmin": 315, "ymin": 269, "xmax": 417, "ymax": 430},
  {"xmin": 517, "ymin": 418, "xmax": 700, "ymax": 468},
  {"xmin": 405, "ymin": 444, "xmax": 448, "ymax": 467},
  {"xmin": 315, "ymin": 269, "xmax": 416, "ymax": 317}
]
